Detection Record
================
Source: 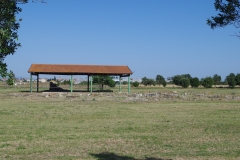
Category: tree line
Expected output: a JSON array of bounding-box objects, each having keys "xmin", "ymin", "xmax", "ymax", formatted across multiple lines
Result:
[
  {"xmin": 140, "ymin": 73, "xmax": 240, "ymax": 89},
  {"xmin": 3, "ymin": 73, "xmax": 240, "ymax": 89}
]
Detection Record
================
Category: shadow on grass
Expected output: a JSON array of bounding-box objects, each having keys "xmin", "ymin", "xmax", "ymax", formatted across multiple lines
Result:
[{"xmin": 90, "ymin": 152, "xmax": 172, "ymax": 160}]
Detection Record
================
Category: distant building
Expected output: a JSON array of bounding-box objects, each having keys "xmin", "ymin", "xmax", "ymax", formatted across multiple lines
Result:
[{"xmin": 39, "ymin": 78, "xmax": 47, "ymax": 83}]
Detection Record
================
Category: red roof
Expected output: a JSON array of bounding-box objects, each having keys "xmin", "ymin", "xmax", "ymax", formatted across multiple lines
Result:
[{"xmin": 28, "ymin": 64, "xmax": 132, "ymax": 76}]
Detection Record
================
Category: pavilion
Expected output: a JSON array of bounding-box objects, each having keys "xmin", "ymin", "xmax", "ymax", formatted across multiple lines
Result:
[{"xmin": 28, "ymin": 64, "xmax": 133, "ymax": 93}]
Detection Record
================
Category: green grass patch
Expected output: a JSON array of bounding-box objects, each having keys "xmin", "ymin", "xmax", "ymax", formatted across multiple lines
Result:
[{"xmin": 0, "ymin": 87, "xmax": 240, "ymax": 159}]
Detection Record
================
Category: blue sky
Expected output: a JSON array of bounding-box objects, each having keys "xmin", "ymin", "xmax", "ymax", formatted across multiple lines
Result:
[{"xmin": 5, "ymin": 0, "xmax": 240, "ymax": 80}]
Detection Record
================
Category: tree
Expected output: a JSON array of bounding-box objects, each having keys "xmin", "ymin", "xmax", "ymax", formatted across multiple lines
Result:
[
  {"xmin": 180, "ymin": 78, "xmax": 190, "ymax": 88},
  {"xmin": 162, "ymin": 80, "xmax": 167, "ymax": 87},
  {"xmin": 0, "ymin": 0, "xmax": 22, "ymax": 77},
  {"xmin": 7, "ymin": 70, "xmax": 15, "ymax": 86},
  {"xmin": 172, "ymin": 75, "xmax": 182, "ymax": 86},
  {"xmin": 190, "ymin": 77, "xmax": 200, "ymax": 88},
  {"xmin": 132, "ymin": 81, "xmax": 139, "ymax": 87},
  {"xmin": 207, "ymin": 0, "xmax": 240, "ymax": 37},
  {"xmin": 172, "ymin": 74, "xmax": 192, "ymax": 88},
  {"xmin": 107, "ymin": 78, "xmax": 116, "ymax": 88},
  {"xmin": 213, "ymin": 74, "xmax": 221, "ymax": 87},
  {"xmin": 202, "ymin": 77, "xmax": 214, "ymax": 88},
  {"xmin": 226, "ymin": 73, "xmax": 236, "ymax": 88},
  {"xmin": 182, "ymin": 74, "xmax": 192, "ymax": 80},
  {"xmin": 148, "ymin": 78, "xmax": 156, "ymax": 86},
  {"xmin": 155, "ymin": 75, "xmax": 165, "ymax": 86},
  {"xmin": 93, "ymin": 75, "xmax": 115, "ymax": 90},
  {"xmin": 155, "ymin": 74, "xmax": 167, "ymax": 87},
  {"xmin": 141, "ymin": 77, "xmax": 148, "ymax": 86},
  {"xmin": 0, "ymin": 0, "xmax": 46, "ymax": 77},
  {"xmin": 141, "ymin": 77, "xmax": 156, "ymax": 86},
  {"xmin": 236, "ymin": 73, "xmax": 240, "ymax": 85}
]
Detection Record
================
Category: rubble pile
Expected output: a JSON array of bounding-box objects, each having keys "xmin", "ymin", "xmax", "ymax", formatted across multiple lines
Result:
[{"xmin": 4, "ymin": 90, "xmax": 240, "ymax": 102}]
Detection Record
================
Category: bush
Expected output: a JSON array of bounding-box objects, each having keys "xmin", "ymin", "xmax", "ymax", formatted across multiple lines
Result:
[
  {"xmin": 107, "ymin": 79, "xmax": 116, "ymax": 88},
  {"xmin": 173, "ymin": 74, "xmax": 193, "ymax": 88},
  {"xmin": 155, "ymin": 75, "xmax": 165, "ymax": 86},
  {"xmin": 7, "ymin": 70, "xmax": 15, "ymax": 86},
  {"xmin": 162, "ymin": 80, "xmax": 167, "ymax": 87},
  {"xmin": 226, "ymin": 73, "xmax": 236, "ymax": 88},
  {"xmin": 213, "ymin": 74, "xmax": 221, "ymax": 86},
  {"xmin": 148, "ymin": 79, "xmax": 156, "ymax": 86},
  {"xmin": 141, "ymin": 77, "xmax": 155, "ymax": 86},
  {"xmin": 235, "ymin": 73, "xmax": 240, "ymax": 86},
  {"xmin": 122, "ymin": 81, "xmax": 128, "ymax": 85},
  {"xmin": 141, "ymin": 77, "xmax": 148, "ymax": 86},
  {"xmin": 57, "ymin": 81, "xmax": 60, "ymax": 86},
  {"xmin": 202, "ymin": 77, "xmax": 214, "ymax": 88},
  {"xmin": 62, "ymin": 80, "xmax": 71, "ymax": 85},
  {"xmin": 132, "ymin": 81, "xmax": 139, "ymax": 87},
  {"xmin": 190, "ymin": 77, "xmax": 200, "ymax": 88},
  {"xmin": 172, "ymin": 74, "xmax": 192, "ymax": 86},
  {"xmin": 182, "ymin": 74, "xmax": 192, "ymax": 80},
  {"xmin": 180, "ymin": 78, "xmax": 190, "ymax": 88},
  {"xmin": 172, "ymin": 75, "xmax": 182, "ymax": 86},
  {"xmin": 93, "ymin": 75, "xmax": 115, "ymax": 90}
]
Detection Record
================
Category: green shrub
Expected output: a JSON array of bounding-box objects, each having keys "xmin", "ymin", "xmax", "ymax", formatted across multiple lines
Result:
[
  {"xmin": 108, "ymin": 79, "xmax": 116, "ymax": 88},
  {"xmin": 190, "ymin": 77, "xmax": 200, "ymax": 88},
  {"xmin": 155, "ymin": 75, "xmax": 165, "ymax": 86},
  {"xmin": 62, "ymin": 80, "xmax": 71, "ymax": 85},
  {"xmin": 57, "ymin": 81, "xmax": 60, "ymax": 86},
  {"xmin": 132, "ymin": 81, "xmax": 139, "ymax": 87},
  {"xmin": 202, "ymin": 77, "xmax": 214, "ymax": 88},
  {"xmin": 235, "ymin": 73, "xmax": 240, "ymax": 86},
  {"xmin": 122, "ymin": 81, "xmax": 128, "ymax": 85},
  {"xmin": 141, "ymin": 77, "xmax": 148, "ymax": 86},
  {"xmin": 148, "ymin": 79, "xmax": 156, "ymax": 86},
  {"xmin": 213, "ymin": 74, "xmax": 221, "ymax": 86},
  {"xmin": 162, "ymin": 80, "xmax": 167, "ymax": 87},
  {"xmin": 7, "ymin": 70, "xmax": 15, "ymax": 86},
  {"xmin": 180, "ymin": 78, "xmax": 190, "ymax": 88},
  {"xmin": 172, "ymin": 74, "xmax": 192, "ymax": 86},
  {"xmin": 172, "ymin": 75, "xmax": 182, "ymax": 86},
  {"xmin": 93, "ymin": 75, "xmax": 116, "ymax": 89},
  {"xmin": 226, "ymin": 73, "xmax": 236, "ymax": 88},
  {"xmin": 141, "ymin": 77, "xmax": 155, "ymax": 86}
]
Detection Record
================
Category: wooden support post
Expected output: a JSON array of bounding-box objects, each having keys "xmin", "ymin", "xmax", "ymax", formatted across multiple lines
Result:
[
  {"xmin": 70, "ymin": 75, "xmax": 72, "ymax": 93},
  {"xmin": 30, "ymin": 73, "xmax": 32, "ymax": 93},
  {"xmin": 87, "ymin": 75, "xmax": 89, "ymax": 91},
  {"xmin": 128, "ymin": 76, "xmax": 130, "ymax": 94},
  {"xmin": 90, "ymin": 75, "xmax": 92, "ymax": 93},
  {"xmin": 119, "ymin": 76, "xmax": 121, "ymax": 92},
  {"xmin": 37, "ymin": 74, "xmax": 39, "ymax": 92}
]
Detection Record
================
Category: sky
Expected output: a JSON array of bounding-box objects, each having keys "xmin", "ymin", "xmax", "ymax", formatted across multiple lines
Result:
[{"xmin": 4, "ymin": 0, "xmax": 240, "ymax": 80}]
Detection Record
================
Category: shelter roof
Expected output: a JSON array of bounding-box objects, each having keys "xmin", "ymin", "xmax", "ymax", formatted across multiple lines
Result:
[{"xmin": 28, "ymin": 64, "xmax": 133, "ymax": 76}]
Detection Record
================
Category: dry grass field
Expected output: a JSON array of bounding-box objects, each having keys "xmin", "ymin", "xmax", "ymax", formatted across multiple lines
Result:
[{"xmin": 0, "ymin": 83, "xmax": 240, "ymax": 160}]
